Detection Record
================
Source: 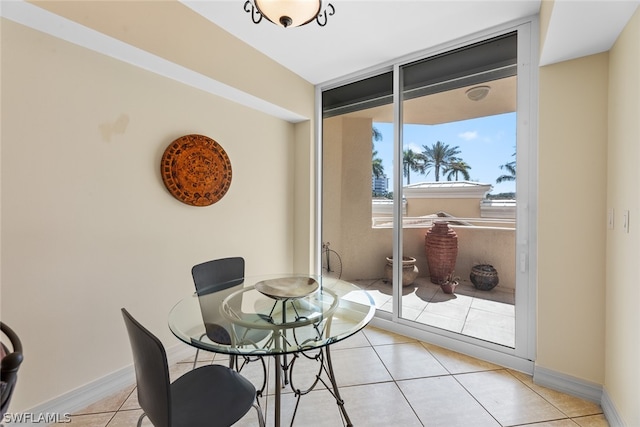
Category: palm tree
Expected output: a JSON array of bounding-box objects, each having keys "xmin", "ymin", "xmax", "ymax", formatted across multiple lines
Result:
[
  {"xmin": 372, "ymin": 149, "xmax": 384, "ymax": 179},
  {"xmin": 372, "ymin": 126, "xmax": 385, "ymax": 179},
  {"xmin": 403, "ymin": 149, "xmax": 426, "ymax": 185},
  {"xmin": 444, "ymin": 159, "xmax": 472, "ymax": 181},
  {"xmin": 372, "ymin": 127, "xmax": 383, "ymax": 143},
  {"xmin": 496, "ymin": 152, "xmax": 516, "ymax": 183},
  {"xmin": 421, "ymin": 141, "xmax": 461, "ymax": 181}
]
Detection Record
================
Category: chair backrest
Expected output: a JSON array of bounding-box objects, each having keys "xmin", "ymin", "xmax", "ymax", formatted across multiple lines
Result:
[
  {"xmin": 1, "ymin": 322, "xmax": 23, "ymax": 418},
  {"xmin": 191, "ymin": 257, "xmax": 245, "ymax": 296},
  {"xmin": 121, "ymin": 309, "xmax": 171, "ymax": 427}
]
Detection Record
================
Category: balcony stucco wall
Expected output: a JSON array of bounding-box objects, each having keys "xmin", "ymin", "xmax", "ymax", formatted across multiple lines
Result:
[
  {"xmin": 323, "ymin": 116, "xmax": 515, "ymax": 289},
  {"xmin": 406, "ymin": 198, "xmax": 481, "ymax": 218}
]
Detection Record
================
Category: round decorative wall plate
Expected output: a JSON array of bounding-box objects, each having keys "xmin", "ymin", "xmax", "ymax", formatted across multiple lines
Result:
[{"xmin": 161, "ymin": 134, "xmax": 232, "ymax": 206}]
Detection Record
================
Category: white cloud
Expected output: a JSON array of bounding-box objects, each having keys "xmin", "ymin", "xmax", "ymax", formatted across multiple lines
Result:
[
  {"xmin": 404, "ymin": 142, "xmax": 423, "ymax": 153},
  {"xmin": 458, "ymin": 131, "xmax": 478, "ymax": 141}
]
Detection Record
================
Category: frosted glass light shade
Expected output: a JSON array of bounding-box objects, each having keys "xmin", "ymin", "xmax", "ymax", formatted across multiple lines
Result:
[{"xmin": 255, "ymin": 0, "xmax": 322, "ymax": 28}]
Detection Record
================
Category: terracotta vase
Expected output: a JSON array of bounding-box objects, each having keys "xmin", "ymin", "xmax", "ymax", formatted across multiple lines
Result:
[
  {"xmin": 424, "ymin": 221, "xmax": 458, "ymax": 284},
  {"xmin": 384, "ymin": 256, "xmax": 419, "ymax": 287}
]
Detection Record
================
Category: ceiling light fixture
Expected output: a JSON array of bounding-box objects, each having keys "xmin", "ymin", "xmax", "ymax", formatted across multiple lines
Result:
[
  {"xmin": 244, "ymin": 0, "xmax": 335, "ymax": 28},
  {"xmin": 465, "ymin": 86, "xmax": 491, "ymax": 101}
]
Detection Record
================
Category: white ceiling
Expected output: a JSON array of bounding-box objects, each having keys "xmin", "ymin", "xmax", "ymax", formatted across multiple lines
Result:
[
  {"xmin": 1, "ymin": 0, "xmax": 638, "ymax": 122},
  {"xmin": 183, "ymin": 0, "xmax": 639, "ymax": 85}
]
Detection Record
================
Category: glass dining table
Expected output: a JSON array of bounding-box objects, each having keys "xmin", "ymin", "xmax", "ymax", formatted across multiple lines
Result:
[{"xmin": 168, "ymin": 274, "xmax": 375, "ymax": 427}]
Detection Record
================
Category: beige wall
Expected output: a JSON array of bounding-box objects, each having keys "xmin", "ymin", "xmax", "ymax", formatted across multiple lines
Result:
[
  {"xmin": 0, "ymin": 19, "xmax": 314, "ymax": 411},
  {"xmin": 538, "ymin": 53, "xmax": 608, "ymax": 384},
  {"xmin": 605, "ymin": 8, "xmax": 640, "ymax": 426},
  {"xmin": 29, "ymin": 0, "xmax": 314, "ymax": 120},
  {"xmin": 406, "ymin": 198, "xmax": 481, "ymax": 218}
]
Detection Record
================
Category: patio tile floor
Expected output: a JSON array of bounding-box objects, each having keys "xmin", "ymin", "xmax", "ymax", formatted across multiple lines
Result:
[{"xmin": 353, "ymin": 276, "xmax": 515, "ymax": 347}]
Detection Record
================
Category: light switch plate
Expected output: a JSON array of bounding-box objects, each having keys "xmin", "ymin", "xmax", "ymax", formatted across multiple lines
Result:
[
  {"xmin": 608, "ymin": 208, "xmax": 614, "ymax": 229},
  {"xmin": 623, "ymin": 210, "xmax": 630, "ymax": 233}
]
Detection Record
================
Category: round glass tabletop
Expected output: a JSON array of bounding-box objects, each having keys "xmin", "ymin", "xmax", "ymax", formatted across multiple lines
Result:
[{"xmin": 168, "ymin": 275, "xmax": 375, "ymax": 356}]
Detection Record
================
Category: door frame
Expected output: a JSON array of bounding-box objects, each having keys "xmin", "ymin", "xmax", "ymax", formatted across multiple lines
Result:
[{"xmin": 316, "ymin": 16, "xmax": 539, "ymax": 373}]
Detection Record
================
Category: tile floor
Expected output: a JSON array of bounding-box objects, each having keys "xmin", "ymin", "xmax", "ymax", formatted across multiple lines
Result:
[
  {"xmin": 354, "ymin": 277, "xmax": 516, "ymax": 347},
  {"xmin": 57, "ymin": 327, "xmax": 608, "ymax": 427}
]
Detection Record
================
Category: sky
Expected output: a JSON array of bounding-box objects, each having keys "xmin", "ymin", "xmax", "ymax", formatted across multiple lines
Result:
[{"xmin": 373, "ymin": 112, "xmax": 517, "ymax": 195}]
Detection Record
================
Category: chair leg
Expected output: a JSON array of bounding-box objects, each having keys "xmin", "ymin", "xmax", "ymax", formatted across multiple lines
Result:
[
  {"xmin": 192, "ymin": 348, "xmax": 200, "ymax": 370},
  {"xmin": 253, "ymin": 402, "xmax": 265, "ymax": 427},
  {"xmin": 136, "ymin": 412, "xmax": 147, "ymax": 427}
]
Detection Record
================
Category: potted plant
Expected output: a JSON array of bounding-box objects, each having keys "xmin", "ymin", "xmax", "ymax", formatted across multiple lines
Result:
[{"xmin": 440, "ymin": 273, "xmax": 459, "ymax": 294}]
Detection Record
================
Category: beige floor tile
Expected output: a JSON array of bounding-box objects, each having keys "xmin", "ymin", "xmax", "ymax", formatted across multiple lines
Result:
[
  {"xmin": 455, "ymin": 370, "xmax": 566, "ymax": 426},
  {"xmin": 362, "ymin": 326, "xmax": 416, "ymax": 345},
  {"xmin": 421, "ymin": 342, "xmax": 503, "ymax": 374},
  {"xmin": 262, "ymin": 388, "xmax": 345, "ymax": 427},
  {"xmin": 336, "ymin": 382, "xmax": 423, "ymax": 426},
  {"xmin": 327, "ymin": 346, "xmax": 393, "ymax": 387},
  {"xmin": 508, "ymin": 370, "xmax": 603, "ymax": 418},
  {"xmin": 571, "ymin": 414, "xmax": 610, "ymax": 426},
  {"xmin": 398, "ymin": 376, "xmax": 501, "ymax": 427},
  {"xmin": 54, "ymin": 412, "xmax": 114, "ymax": 426},
  {"xmin": 373, "ymin": 342, "xmax": 449, "ymax": 380},
  {"xmin": 517, "ymin": 420, "xmax": 580, "ymax": 426},
  {"xmin": 105, "ymin": 409, "xmax": 149, "ymax": 426},
  {"xmin": 329, "ymin": 330, "xmax": 371, "ymax": 350},
  {"xmin": 119, "ymin": 388, "xmax": 140, "ymax": 411},
  {"xmin": 73, "ymin": 386, "xmax": 135, "ymax": 415}
]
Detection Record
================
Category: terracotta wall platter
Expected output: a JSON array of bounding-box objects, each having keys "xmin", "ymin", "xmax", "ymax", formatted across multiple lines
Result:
[{"xmin": 161, "ymin": 134, "xmax": 232, "ymax": 206}]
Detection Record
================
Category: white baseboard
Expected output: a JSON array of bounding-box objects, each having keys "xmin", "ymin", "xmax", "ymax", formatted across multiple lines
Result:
[
  {"xmin": 601, "ymin": 387, "xmax": 625, "ymax": 427},
  {"xmin": 532, "ymin": 366, "xmax": 602, "ymax": 403},
  {"xmin": 6, "ymin": 344, "xmax": 195, "ymax": 427},
  {"xmin": 533, "ymin": 368, "xmax": 627, "ymax": 425}
]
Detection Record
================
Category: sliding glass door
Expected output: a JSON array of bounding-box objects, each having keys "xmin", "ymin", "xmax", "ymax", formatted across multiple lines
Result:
[{"xmin": 320, "ymin": 22, "xmax": 536, "ymax": 364}]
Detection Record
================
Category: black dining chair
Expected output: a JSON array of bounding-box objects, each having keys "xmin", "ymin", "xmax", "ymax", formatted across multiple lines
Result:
[
  {"xmin": 121, "ymin": 308, "xmax": 264, "ymax": 427},
  {"xmin": 191, "ymin": 257, "xmax": 269, "ymax": 391},
  {"xmin": 1, "ymin": 322, "xmax": 24, "ymax": 419}
]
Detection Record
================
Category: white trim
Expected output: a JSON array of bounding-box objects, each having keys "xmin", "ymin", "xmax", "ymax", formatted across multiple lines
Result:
[
  {"xmin": 404, "ymin": 181, "xmax": 492, "ymax": 199},
  {"xmin": 15, "ymin": 344, "xmax": 194, "ymax": 427},
  {"xmin": 601, "ymin": 388, "xmax": 625, "ymax": 427},
  {"xmin": 533, "ymin": 366, "xmax": 603, "ymax": 403},
  {"xmin": 0, "ymin": 0, "xmax": 307, "ymax": 123},
  {"xmin": 480, "ymin": 200, "xmax": 517, "ymax": 219}
]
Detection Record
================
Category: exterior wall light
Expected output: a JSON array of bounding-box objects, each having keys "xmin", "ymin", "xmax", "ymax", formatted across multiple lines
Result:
[{"xmin": 244, "ymin": 0, "xmax": 335, "ymax": 28}]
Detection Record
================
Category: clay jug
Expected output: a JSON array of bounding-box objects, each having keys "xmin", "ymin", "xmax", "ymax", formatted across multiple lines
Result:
[{"xmin": 425, "ymin": 221, "xmax": 458, "ymax": 284}]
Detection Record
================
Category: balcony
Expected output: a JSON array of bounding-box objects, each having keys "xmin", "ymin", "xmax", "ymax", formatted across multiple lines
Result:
[{"xmin": 323, "ymin": 179, "xmax": 516, "ymax": 348}]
